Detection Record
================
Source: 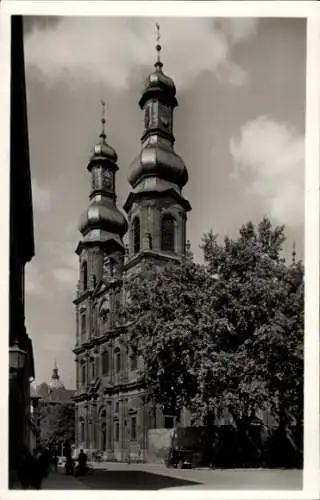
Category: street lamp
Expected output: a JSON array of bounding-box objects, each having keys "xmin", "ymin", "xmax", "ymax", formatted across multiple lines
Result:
[{"xmin": 9, "ymin": 341, "xmax": 26, "ymax": 374}]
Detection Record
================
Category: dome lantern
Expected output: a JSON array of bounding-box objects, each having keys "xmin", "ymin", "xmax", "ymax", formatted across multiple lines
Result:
[{"xmin": 48, "ymin": 360, "xmax": 65, "ymax": 390}]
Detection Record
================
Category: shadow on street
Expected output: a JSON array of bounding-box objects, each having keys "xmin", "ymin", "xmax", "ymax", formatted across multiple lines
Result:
[
  {"xmin": 80, "ymin": 470, "xmax": 202, "ymax": 490},
  {"xmin": 50, "ymin": 469, "xmax": 202, "ymax": 490}
]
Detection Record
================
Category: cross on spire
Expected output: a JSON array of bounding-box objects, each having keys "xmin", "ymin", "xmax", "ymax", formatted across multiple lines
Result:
[
  {"xmin": 155, "ymin": 22, "xmax": 162, "ymax": 68},
  {"xmin": 52, "ymin": 359, "xmax": 59, "ymax": 379},
  {"xmin": 292, "ymin": 240, "xmax": 296, "ymax": 265},
  {"xmin": 100, "ymin": 99, "xmax": 106, "ymax": 140}
]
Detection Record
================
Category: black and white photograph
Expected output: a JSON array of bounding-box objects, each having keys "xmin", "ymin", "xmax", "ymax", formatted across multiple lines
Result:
[{"xmin": 3, "ymin": 1, "xmax": 319, "ymax": 496}]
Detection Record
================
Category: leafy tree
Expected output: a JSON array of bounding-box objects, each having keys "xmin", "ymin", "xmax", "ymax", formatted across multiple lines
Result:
[
  {"xmin": 198, "ymin": 218, "xmax": 303, "ymax": 433},
  {"xmin": 38, "ymin": 402, "xmax": 75, "ymax": 448},
  {"xmin": 125, "ymin": 256, "xmax": 207, "ymax": 415},
  {"xmin": 125, "ymin": 217, "xmax": 303, "ymax": 455}
]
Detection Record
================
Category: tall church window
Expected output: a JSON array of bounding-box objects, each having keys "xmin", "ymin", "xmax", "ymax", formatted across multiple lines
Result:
[
  {"xmin": 100, "ymin": 410, "xmax": 106, "ymax": 450},
  {"xmin": 95, "ymin": 355, "xmax": 100, "ymax": 378},
  {"xmin": 92, "ymin": 304, "xmax": 97, "ymax": 337},
  {"xmin": 132, "ymin": 217, "xmax": 140, "ymax": 254},
  {"xmin": 80, "ymin": 422, "xmax": 85, "ymax": 442},
  {"xmin": 82, "ymin": 261, "xmax": 88, "ymax": 290},
  {"xmin": 161, "ymin": 214, "xmax": 175, "ymax": 252},
  {"xmin": 102, "ymin": 350, "xmax": 109, "ymax": 376},
  {"xmin": 130, "ymin": 352, "xmax": 137, "ymax": 371},
  {"xmin": 115, "ymin": 422, "xmax": 120, "ymax": 442},
  {"xmin": 131, "ymin": 416, "xmax": 137, "ymax": 441},
  {"xmin": 81, "ymin": 364, "xmax": 86, "ymax": 386},
  {"xmin": 90, "ymin": 358, "xmax": 95, "ymax": 380},
  {"xmin": 81, "ymin": 314, "xmax": 86, "ymax": 337},
  {"xmin": 115, "ymin": 350, "xmax": 121, "ymax": 373}
]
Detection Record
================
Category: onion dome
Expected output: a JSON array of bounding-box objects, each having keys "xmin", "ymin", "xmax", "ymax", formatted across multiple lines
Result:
[
  {"xmin": 146, "ymin": 63, "xmax": 176, "ymax": 92},
  {"xmin": 47, "ymin": 361, "xmax": 65, "ymax": 390},
  {"xmin": 79, "ymin": 198, "xmax": 128, "ymax": 236},
  {"xmin": 128, "ymin": 140, "xmax": 188, "ymax": 188},
  {"xmin": 89, "ymin": 134, "xmax": 118, "ymax": 165},
  {"xmin": 139, "ymin": 61, "xmax": 177, "ymax": 109},
  {"xmin": 139, "ymin": 27, "xmax": 177, "ymax": 109}
]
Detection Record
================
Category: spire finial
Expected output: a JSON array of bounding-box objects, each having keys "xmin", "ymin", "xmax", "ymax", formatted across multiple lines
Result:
[
  {"xmin": 155, "ymin": 22, "xmax": 163, "ymax": 69},
  {"xmin": 52, "ymin": 359, "xmax": 59, "ymax": 379},
  {"xmin": 292, "ymin": 240, "xmax": 296, "ymax": 265},
  {"xmin": 100, "ymin": 99, "xmax": 106, "ymax": 142}
]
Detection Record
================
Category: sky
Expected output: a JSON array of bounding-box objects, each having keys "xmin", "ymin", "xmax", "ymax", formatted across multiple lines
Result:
[{"xmin": 22, "ymin": 16, "xmax": 306, "ymax": 389}]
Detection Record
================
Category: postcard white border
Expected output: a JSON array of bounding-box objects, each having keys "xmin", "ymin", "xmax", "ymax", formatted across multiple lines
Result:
[{"xmin": 0, "ymin": 1, "xmax": 319, "ymax": 499}]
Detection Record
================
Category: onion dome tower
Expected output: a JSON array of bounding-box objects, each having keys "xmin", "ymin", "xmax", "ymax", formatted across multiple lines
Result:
[
  {"xmin": 76, "ymin": 102, "xmax": 128, "ymax": 293},
  {"xmin": 124, "ymin": 24, "xmax": 191, "ymax": 267},
  {"xmin": 48, "ymin": 360, "xmax": 65, "ymax": 390}
]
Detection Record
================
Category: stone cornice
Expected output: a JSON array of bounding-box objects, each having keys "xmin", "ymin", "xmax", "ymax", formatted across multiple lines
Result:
[
  {"xmin": 123, "ymin": 249, "xmax": 181, "ymax": 272},
  {"xmin": 73, "ymin": 378, "xmax": 145, "ymax": 402},
  {"xmin": 73, "ymin": 326, "xmax": 128, "ymax": 355},
  {"xmin": 123, "ymin": 187, "xmax": 191, "ymax": 214}
]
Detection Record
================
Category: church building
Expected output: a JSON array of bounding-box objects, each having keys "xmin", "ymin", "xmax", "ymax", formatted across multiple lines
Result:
[{"xmin": 73, "ymin": 35, "xmax": 191, "ymax": 462}]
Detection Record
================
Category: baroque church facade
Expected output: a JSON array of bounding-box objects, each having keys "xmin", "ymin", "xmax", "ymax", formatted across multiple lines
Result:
[{"xmin": 73, "ymin": 42, "xmax": 191, "ymax": 461}]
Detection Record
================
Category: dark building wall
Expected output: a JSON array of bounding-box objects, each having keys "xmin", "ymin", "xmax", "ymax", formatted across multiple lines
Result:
[{"xmin": 9, "ymin": 15, "xmax": 35, "ymax": 485}]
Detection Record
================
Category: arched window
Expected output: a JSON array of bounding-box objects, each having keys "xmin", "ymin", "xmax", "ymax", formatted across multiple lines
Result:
[
  {"xmin": 161, "ymin": 214, "xmax": 175, "ymax": 252},
  {"xmin": 82, "ymin": 261, "xmax": 88, "ymax": 290},
  {"xmin": 102, "ymin": 350, "xmax": 109, "ymax": 376},
  {"xmin": 132, "ymin": 217, "xmax": 140, "ymax": 254}
]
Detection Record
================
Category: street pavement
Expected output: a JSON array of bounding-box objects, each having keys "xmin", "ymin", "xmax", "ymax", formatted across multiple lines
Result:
[{"xmin": 40, "ymin": 462, "xmax": 303, "ymax": 490}]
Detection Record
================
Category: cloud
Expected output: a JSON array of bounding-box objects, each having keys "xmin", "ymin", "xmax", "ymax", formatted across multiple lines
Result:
[
  {"xmin": 25, "ymin": 261, "xmax": 46, "ymax": 296},
  {"xmin": 32, "ymin": 177, "xmax": 51, "ymax": 212},
  {"xmin": 52, "ymin": 267, "xmax": 77, "ymax": 287},
  {"xmin": 25, "ymin": 17, "xmax": 259, "ymax": 90},
  {"xmin": 48, "ymin": 243, "xmax": 78, "ymax": 287},
  {"xmin": 230, "ymin": 116, "xmax": 305, "ymax": 228},
  {"xmin": 38, "ymin": 332, "xmax": 71, "ymax": 352}
]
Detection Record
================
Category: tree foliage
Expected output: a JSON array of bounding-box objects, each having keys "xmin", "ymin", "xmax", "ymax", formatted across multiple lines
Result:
[
  {"xmin": 125, "ymin": 217, "xmax": 304, "ymax": 437},
  {"xmin": 39, "ymin": 402, "xmax": 75, "ymax": 447}
]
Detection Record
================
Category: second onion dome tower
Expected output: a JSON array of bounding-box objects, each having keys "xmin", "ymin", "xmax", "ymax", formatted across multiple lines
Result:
[{"xmin": 124, "ymin": 24, "xmax": 191, "ymax": 269}]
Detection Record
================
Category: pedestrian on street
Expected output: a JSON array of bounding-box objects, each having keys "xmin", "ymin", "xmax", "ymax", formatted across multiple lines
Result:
[
  {"xmin": 51, "ymin": 446, "xmax": 58, "ymax": 473},
  {"xmin": 42, "ymin": 446, "xmax": 51, "ymax": 478},
  {"xmin": 76, "ymin": 449, "xmax": 88, "ymax": 476},
  {"xmin": 30, "ymin": 446, "xmax": 46, "ymax": 489},
  {"xmin": 17, "ymin": 445, "xmax": 34, "ymax": 489}
]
